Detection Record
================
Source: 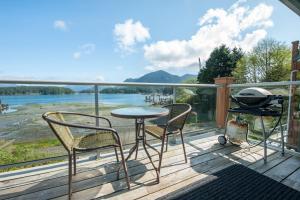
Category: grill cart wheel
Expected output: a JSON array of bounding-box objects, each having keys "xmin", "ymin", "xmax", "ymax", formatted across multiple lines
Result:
[{"xmin": 218, "ymin": 135, "xmax": 227, "ymax": 145}]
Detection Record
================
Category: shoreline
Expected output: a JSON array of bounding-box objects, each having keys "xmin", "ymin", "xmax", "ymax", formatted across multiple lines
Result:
[
  {"xmin": 0, "ymin": 102, "xmax": 146, "ymax": 142},
  {"xmin": 0, "ymin": 93, "xmax": 148, "ymax": 112}
]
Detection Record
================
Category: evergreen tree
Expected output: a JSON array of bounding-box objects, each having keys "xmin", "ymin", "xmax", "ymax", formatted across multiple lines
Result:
[{"xmin": 198, "ymin": 45, "xmax": 243, "ymax": 83}]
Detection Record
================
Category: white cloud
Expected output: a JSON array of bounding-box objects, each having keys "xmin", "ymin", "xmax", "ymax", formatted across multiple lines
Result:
[
  {"xmin": 239, "ymin": 29, "xmax": 267, "ymax": 52},
  {"xmin": 53, "ymin": 20, "xmax": 68, "ymax": 31},
  {"xmin": 73, "ymin": 43, "xmax": 96, "ymax": 60},
  {"xmin": 145, "ymin": 65, "xmax": 155, "ymax": 71},
  {"xmin": 114, "ymin": 19, "xmax": 150, "ymax": 53},
  {"xmin": 143, "ymin": 1, "xmax": 273, "ymax": 71},
  {"xmin": 95, "ymin": 75, "xmax": 105, "ymax": 82},
  {"xmin": 240, "ymin": 4, "xmax": 273, "ymax": 30}
]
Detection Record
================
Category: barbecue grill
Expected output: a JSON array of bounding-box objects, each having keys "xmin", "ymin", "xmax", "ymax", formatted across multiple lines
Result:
[{"xmin": 218, "ymin": 87, "xmax": 285, "ymax": 163}]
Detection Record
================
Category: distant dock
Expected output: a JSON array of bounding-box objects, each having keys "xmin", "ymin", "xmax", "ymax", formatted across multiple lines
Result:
[
  {"xmin": 145, "ymin": 94, "xmax": 173, "ymax": 105},
  {"xmin": 0, "ymin": 100, "xmax": 9, "ymax": 112}
]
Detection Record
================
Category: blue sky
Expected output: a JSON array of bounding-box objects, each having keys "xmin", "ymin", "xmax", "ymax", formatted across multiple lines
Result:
[{"xmin": 0, "ymin": 0, "xmax": 299, "ymax": 82}]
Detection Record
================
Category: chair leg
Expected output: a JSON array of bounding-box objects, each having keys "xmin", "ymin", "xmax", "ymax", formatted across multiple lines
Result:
[
  {"xmin": 180, "ymin": 130, "xmax": 187, "ymax": 163},
  {"xmin": 115, "ymin": 147, "xmax": 120, "ymax": 180},
  {"xmin": 158, "ymin": 136, "xmax": 165, "ymax": 175},
  {"xmin": 68, "ymin": 154, "xmax": 73, "ymax": 200},
  {"xmin": 73, "ymin": 151, "xmax": 76, "ymax": 175},
  {"xmin": 165, "ymin": 135, "xmax": 168, "ymax": 152},
  {"xmin": 114, "ymin": 147, "xmax": 119, "ymax": 163},
  {"xmin": 119, "ymin": 145, "xmax": 131, "ymax": 190}
]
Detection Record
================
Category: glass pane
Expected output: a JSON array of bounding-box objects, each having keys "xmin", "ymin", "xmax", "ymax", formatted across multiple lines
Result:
[
  {"xmin": 99, "ymin": 85, "xmax": 173, "ymax": 146},
  {"xmin": 0, "ymin": 84, "xmax": 95, "ymax": 170},
  {"xmin": 175, "ymin": 87, "xmax": 217, "ymax": 133}
]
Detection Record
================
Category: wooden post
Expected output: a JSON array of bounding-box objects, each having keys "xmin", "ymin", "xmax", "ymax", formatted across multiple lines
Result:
[
  {"xmin": 214, "ymin": 77, "xmax": 234, "ymax": 128},
  {"xmin": 288, "ymin": 41, "xmax": 300, "ymax": 150}
]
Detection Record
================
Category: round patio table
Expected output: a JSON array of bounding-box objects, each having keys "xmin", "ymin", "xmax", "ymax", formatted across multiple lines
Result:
[{"xmin": 111, "ymin": 106, "xmax": 169, "ymax": 182}]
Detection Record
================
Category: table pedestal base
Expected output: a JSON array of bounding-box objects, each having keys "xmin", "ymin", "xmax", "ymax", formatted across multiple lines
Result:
[{"xmin": 126, "ymin": 118, "xmax": 161, "ymax": 183}]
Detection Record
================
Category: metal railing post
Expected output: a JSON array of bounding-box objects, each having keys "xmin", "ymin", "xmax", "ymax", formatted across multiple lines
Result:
[
  {"xmin": 94, "ymin": 85, "xmax": 99, "ymax": 126},
  {"xmin": 170, "ymin": 86, "xmax": 177, "ymax": 144},
  {"xmin": 94, "ymin": 85, "xmax": 101, "ymax": 159},
  {"xmin": 172, "ymin": 86, "xmax": 176, "ymax": 103}
]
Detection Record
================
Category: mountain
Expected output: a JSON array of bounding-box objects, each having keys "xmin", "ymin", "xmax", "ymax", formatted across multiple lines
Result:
[
  {"xmin": 124, "ymin": 70, "xmax": 197, "ymax": 83},
  {"xmin": 180, "ymin": 74, "xmax": 197, "ymax": 82}
]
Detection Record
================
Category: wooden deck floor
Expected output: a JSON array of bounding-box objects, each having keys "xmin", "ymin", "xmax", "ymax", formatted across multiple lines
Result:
[{"xmin": 0, "ymin": 131, "xmax": 300, "ymax": 200}]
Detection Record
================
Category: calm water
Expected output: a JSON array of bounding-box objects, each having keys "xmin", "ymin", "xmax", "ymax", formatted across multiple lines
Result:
[{"xmin": 0, "ymin": 93, "xmax": 147, "ymax": 106}]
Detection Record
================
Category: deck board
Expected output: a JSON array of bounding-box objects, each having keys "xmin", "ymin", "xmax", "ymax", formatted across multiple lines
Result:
[
  {"xmin": 0, "ymin": 131, "xmax": 217, "ymax": 184},
  {"xmin": 282, "ymin": 167, "xmax": 300, "ymax": 191},
  {"xmin": 0, "ymin": 132, "xmax": 220, "ymax": 199},
  {"xmin": 0, "ymin": 132, "xmax": 217, "ymax": 188},
  {"xmin": 264, "ymin": 156, "xmax": 300, "ymax": 182},
  {"xmin": 0, "ymin": 131, "xmax": 299, "ymax": 200},
  {"xmin": 109, "ymin": 146, "xmax": 266, "ymax": 200},
  {"xmin": 144, "ymin": 148, "xmax": 273, "ymax": 200},
  {"xmin": 248, "ymin": 152, "xmax": 292, "ymax": 173}
]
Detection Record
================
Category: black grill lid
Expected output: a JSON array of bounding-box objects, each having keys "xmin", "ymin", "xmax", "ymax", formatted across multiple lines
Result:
[
  {"xmin": 233, "ymin": 87, "xmax": 273, "ymax": 107},
  {"xmin": 235, "ymin": 87, "xmax": 272, "ymax": 98}
]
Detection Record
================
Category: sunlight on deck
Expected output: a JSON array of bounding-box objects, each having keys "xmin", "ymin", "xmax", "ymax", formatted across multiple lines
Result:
[{"xmin": 0, "ymin": 131, "xmax": 299, "ymax": 200}]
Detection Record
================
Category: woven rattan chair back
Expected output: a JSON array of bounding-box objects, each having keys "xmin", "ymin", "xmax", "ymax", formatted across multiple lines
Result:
[
  {"xmin": 43, "ymin": 112, "xmax": 74, "ymax": 152},
  {"xmin": 164, "ymin": 103, "xmax": 192, "ymax": 131}
]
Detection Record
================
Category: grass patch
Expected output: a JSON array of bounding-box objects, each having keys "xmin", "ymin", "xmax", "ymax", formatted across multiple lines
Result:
[{"xmin": 0, "ymin": 138, "xmax": 64, "ymax": 172}]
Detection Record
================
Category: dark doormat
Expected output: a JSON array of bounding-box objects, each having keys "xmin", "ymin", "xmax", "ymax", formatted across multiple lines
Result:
[{"xmin": 157, "ymin": 164, "xmax": 300, "ymax": 200}]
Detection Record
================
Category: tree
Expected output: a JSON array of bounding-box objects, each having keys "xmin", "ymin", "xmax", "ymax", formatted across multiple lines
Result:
[
  {"xmin": 233, "ymin": 38, "xmax": 291, "ymax": 83},
  {"xmin": 233, "ymin": 54, "xmax": 260, "ymax": 83},
  {"xmin": 198, "ymin": 45, "xmax": 243, "ymax": 83}
]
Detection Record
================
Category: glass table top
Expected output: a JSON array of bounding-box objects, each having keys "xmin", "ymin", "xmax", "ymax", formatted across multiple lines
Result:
[{"xmin": 111, "ymin": 106, "xmax": 169, "ymax": 119}]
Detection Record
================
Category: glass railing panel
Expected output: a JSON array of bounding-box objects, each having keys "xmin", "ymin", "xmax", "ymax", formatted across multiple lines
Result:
[
  {"xmin": 0, "ymin": 84, "xmax": 95, "ymax": 170},
  {"xmin": 0, "ymin": 82, "xmax": 218, "ymax": 171},
  {"xmin": 175, "ymin": 87, "xmax": 217, "ymax": 133},
  {"xmin": 98, "ymin": 85, "xmax": 173, "ymax": 146}
]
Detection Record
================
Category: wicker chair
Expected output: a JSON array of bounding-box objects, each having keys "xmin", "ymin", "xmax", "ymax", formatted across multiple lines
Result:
[
  {"xmin": 42, "ymin": 112, "xmax": 130, "ymax": 199},
  {"xmin": 145, "ymin": 103, "xmax": 191, "ymax": 180}
]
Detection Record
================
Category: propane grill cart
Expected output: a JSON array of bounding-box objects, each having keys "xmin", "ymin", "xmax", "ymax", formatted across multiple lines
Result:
[{"xmin": 218, "ymin": 87, "xmax": 285, "ymax": 164}]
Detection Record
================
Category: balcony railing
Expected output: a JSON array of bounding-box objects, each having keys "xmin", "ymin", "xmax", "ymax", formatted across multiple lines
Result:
[
  {"xmin": 0, "ymin": 80, "xmax": 218, "ymax": 171},
  {"xmin": 1, "ymin": 79, "xmax": 300, "ymax": 171},
  {"xmin": 1, "ymin": 79, "xmax": 300, "ymax": 200}
]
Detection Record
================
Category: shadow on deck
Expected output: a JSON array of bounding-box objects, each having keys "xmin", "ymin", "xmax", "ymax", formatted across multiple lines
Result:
[{"xmin": 0, "ymin": 130, "xmax": 299, "ymax": 200}]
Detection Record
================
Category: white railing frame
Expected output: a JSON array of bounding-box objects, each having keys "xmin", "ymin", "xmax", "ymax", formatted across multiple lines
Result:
[{"xmin": 0, "ymin": 79, "xmax": 218, "ymax": 88}]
